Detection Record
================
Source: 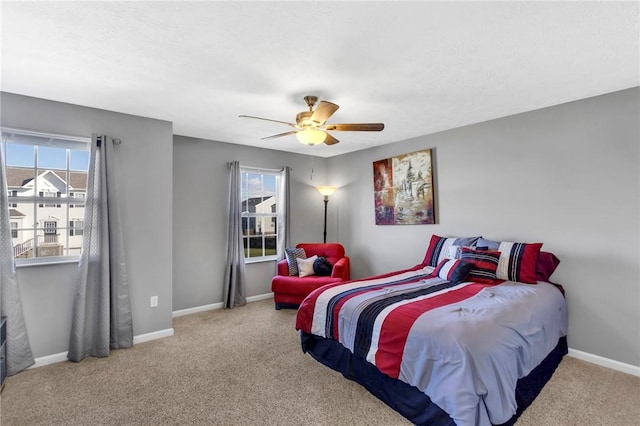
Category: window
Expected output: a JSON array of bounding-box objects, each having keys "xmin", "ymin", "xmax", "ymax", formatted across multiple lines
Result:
[
  {"xmin": 240, "ymin": 167, "xmax": 280, "ymax": 261},
  {"xmin": 1, "ymin": 128, "xmax": 90, "ymax": 262},
  {"xmin": 69, "ymin": 191, "xmax": 85, "ymax": 208},
  {"xmin": 39, "ymin": 190, "xmax": 60, "ymax": 208},
  {"xmin": 8, "ymin": 190, "xmax": 17, "ymax": 208},
  {"xmin": 69, "ymin": 219, "xmax": 84, "ymax": 237}
]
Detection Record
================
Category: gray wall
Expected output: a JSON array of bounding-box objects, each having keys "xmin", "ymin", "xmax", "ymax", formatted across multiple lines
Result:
[
  {"xmin": 327, "ymin": 87, "xmax": 640, "ymax": 367},
  {"xmin": 172, "ymin": 136, "xmax": 330, "ymax": 311},
  {"xmin": 1, "ymin": 92, "xmax": 174, "ymax": 358},
  {"xmin": 4, "ymin": 88, "xmax": 638, "ymax": 369}
]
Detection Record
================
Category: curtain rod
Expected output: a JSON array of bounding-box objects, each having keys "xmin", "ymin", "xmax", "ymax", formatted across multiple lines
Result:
[
  {"xmin": 1, "ymin": 127, "xmax": 122, "ymax": 145},
  {"xmin": 228, "ymin": 163, "xmax": 286, "ymax": 173},
  {"xmin": 1, "ymin": 126, "xmax": 90, "ymax": 143},
  {"xmin": 96, "ymin": 135, "xmax": 122, "ymax": 146}
]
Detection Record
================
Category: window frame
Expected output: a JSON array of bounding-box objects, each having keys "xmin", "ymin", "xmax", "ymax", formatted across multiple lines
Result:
[
  {"xmin": 240, "ymin": 166, "xmax": 281, "ymax": 263},
  {"xmin": 2, "ymin": 127, "xmax": 90, "ymax": 266}
]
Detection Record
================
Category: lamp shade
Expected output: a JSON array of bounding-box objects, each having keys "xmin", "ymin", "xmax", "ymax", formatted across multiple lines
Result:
[
  {"xmin": 296, "ymin": 128, "xmax": 326, "ymax": 146},
  {"xmin": 316, "ymin": 186, "xmax": 337, "ymax": 197}
]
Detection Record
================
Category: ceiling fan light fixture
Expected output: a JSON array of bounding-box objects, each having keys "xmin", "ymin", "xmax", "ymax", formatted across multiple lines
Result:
[
  {"xmin": 296, "ymin": 128, "xmax": 326, "ymax": 146},
  {"xmin": 296, "ymin": 111, "xmax": 314, "ymax": 126}
]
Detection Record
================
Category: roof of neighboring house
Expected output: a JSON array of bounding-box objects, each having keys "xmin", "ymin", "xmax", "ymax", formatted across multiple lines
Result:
[
  {"xmin": 243, "ymin": 196, "xmax": 276, "ymax": 212},
  {"xmin": 5, "ymin": 167, "xmax": 34, "ymax": 187},
  {"xmin": 244, "ymin": 196, "xmax": 263, "ymax": 206},
  {"xmin": 9, "ymin": 209, "xmax": 25, "ymax": 218},
  {"xmin": 6, "ymin": 167, "xmax": 87, "ymax": 190}
]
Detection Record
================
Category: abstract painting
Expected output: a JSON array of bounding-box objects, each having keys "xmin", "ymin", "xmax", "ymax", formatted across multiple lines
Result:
[{"xmin": 373, "ymin": 148, "xmax": 435, "ymax": 225}]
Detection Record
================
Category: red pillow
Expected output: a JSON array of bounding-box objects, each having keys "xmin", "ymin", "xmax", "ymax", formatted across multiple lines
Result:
[
  {"xmin": 476, "ymin": 238, "xmax": 543, "ymax": 284},
  {"xmin": 496, "ymin": 242, "xmax": 542, "ymax": 284},
  {"xmin": 536, "ymin": 251, "xmax": 560, "ymax": 282},
  {"xmin": 460, "ymin": 247, "xmax": 502, "ymax": 284}
]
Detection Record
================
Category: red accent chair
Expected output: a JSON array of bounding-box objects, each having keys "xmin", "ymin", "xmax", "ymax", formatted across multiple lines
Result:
[{"xmin": 272, "ymin": 243, "xmax": 350, "ymax": 309}]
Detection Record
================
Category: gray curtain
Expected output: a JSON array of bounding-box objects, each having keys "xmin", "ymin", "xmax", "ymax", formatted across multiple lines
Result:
[
  {"xmin": 68, "ymin": 135, "xmax": 132, "ymax": 362},
  {"xmin": 0, "ymin": 145, "xmax": 35, "ymax": 375},
  {"xmin": 276, "ymin": 166, "xmax": 291, "ymax": 264},
  {"xmin": 223, "ymin": 161, "xmax": 246, "ymax": 308}
]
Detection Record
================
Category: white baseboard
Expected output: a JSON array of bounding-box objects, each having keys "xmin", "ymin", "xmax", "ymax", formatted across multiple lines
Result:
[
  {"xmin": 172, "ymin": 292, "xmax": 274, "ymax": 318},
  {"xmin": 31, "ymin": 351, "xmax": 69, "ymax": 368},
  {"xmin": 568, "ymin": 348, "xmax": 640, "ymax": 377},
  {"xmin": 246, "ymin": 292, "xmax": 274, "ymax": 303},
  {"xmin": 133, "ymin": 327, "xmax": 174, "ymax": 345},
  {"xmin": 30, "ymin": 327, "xmax": 175, "ymax": 369},
  {"xmin": 172, "ymin": 302, "xmax": 224, "ymax": 317}
]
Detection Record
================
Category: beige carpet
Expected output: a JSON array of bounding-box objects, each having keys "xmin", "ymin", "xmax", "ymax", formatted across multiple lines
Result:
[{"xmin": 1, "ymin": 299, "xmax": 638, "ymax": 425}]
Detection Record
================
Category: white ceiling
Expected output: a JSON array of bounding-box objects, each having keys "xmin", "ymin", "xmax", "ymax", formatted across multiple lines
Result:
[{"xmin": 1, "ymin": 2, "xmax": 638, "ymax": 157}]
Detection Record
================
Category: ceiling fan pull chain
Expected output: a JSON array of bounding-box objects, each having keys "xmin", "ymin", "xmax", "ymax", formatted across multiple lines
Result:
[{"xmin": 310, "ymin": 155, "xmax": 314, "ymax": 180}]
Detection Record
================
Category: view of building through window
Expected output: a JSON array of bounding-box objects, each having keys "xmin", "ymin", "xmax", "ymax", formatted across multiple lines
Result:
[
  {"xmin": 240, "ymin": 168, "xmax": 279, "ymax": 260},
  {"xmin": 2, "ymin": 131, "xmax": 90, "ymax": 261}
]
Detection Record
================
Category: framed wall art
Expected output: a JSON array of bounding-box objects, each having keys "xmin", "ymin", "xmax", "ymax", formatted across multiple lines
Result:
[{"xmin": 373, "ymin": 148, "xmax": 435, "ymax": 225}]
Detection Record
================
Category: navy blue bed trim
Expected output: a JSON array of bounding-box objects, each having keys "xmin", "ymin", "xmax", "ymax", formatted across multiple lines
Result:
[
  {"xmin": 497, "ymin": 335, "xmax": 568, "ymax": 426},
  {"xmin": 300, "ymin": 332, "xmax": 567, "ymax": 426}
]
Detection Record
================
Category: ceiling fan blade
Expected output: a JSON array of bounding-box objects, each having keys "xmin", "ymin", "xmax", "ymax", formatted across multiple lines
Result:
[
  {"xmin": 261, "ymin": 131, "xmax": 298, "ymax": 140},
  {"xmin": 311, "ymin": 101, "xmax": 339, "ymax": 125},
  {"xmin": 239, "ymin": 115, "xmax": 296, "ymax": 127},
  {"xmin": 325, "ymin": 123, "xmax": 385, "ymax": 132},
  {"xmin": 323, "ymin": 133, "xmax": 340, "ymax": 145}
]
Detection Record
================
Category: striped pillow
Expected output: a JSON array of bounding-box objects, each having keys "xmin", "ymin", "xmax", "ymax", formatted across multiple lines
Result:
[
  {"xmin": 422, "ymin": 235, "xmax": 481, "ymax": 267},
  {"xmin": 460, "ymin": 247, "xmax": 502, "ymax": 284},
  {"xmin": 431, "ymin": 258, "xmax": 472, "ymax": 283},
  {"xmin": 477, "ymin": 238, "xmax": 543, "ymax": 284},
  {"xmin": 284, "ymin": 247, "xmax": 307, "ymax": 276}
]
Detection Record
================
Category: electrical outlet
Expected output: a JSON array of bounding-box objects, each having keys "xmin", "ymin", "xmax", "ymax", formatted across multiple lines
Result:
[{"xmin": 150, "ymin": 296, "xmax": 158, "ymax": 308}]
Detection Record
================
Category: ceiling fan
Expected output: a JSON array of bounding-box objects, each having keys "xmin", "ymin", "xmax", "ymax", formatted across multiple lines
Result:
[{"xmin": 239, "ymin": 95, "xmax": 384, "ymax": 146}]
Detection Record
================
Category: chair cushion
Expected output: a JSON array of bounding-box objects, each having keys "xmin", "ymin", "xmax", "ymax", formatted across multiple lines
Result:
[{"xmin": 272, "ymin": 275, "xmax": 344, "ymax": 297}]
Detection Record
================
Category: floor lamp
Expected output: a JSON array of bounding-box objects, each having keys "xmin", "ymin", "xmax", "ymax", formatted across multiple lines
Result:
[{"xmin": 316, "ymin": 186, "xmax": 337, "ymax": 243}]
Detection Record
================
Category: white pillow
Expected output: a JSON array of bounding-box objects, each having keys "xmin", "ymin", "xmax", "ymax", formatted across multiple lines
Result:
[
  {"xmin": 446, "ymin": 245, "xmax": 461, "ymax": 259},
  {"xmin": 297, "ymin": 255, "xmax": 318, "ymax": 278}
]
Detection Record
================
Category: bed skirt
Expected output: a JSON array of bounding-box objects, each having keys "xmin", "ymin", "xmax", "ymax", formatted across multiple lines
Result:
[{"xmin": 300, "ymin": 332, "xmax": 568, "ymax": 426}]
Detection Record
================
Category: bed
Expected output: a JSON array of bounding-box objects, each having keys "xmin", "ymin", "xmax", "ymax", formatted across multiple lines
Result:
[{"xmin": 295, "ymin": 235, "xmax": 568, "ymax": 426}]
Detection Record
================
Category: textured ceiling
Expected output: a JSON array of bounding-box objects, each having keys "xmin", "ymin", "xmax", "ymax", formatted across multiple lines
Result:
[{"xmin": 1, "ymin": 2, "xmax": 638, "ymax": 157}]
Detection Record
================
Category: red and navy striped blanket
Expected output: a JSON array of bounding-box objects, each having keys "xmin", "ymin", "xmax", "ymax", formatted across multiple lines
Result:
[{"xmin": 296, "ymin": 265, "xmax": 568, "ymax": 426}]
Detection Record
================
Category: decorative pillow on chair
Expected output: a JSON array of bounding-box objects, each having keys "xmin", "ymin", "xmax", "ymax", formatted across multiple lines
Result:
[
  {"xmin": 460, "ymin": 247, "xmax": 502, "ymax": 284},
  {"xmin": 297, "ymin": 255, "xmax": 318, "ymax": 278},
  {"xmin": 313, "ymin": 256, "xmax": 333, "ymax": 276},
  {"xmin": 430, "ymin": 258, "xmax": 472, "ymax": 283},
  {"xmin": 285, "ymin": 247, "xmax": 307, "ymax": 276},
  {"xmin": 423, "ymin": 235, "xmax": 482, "ymax": 266},
  {"xmin": 476, "ymin": 238, "xmax": 543, "ymax": 284}
]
